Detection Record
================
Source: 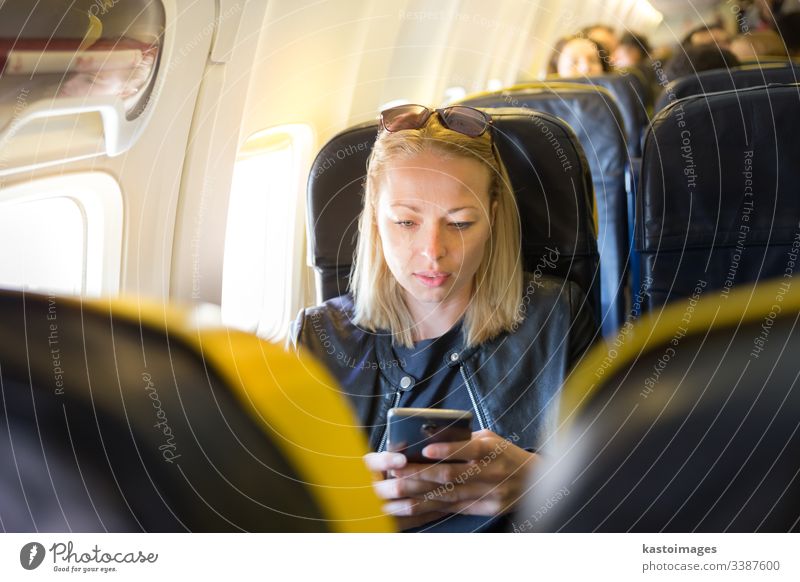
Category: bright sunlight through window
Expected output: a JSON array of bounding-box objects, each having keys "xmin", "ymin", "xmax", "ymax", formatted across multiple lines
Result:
[
  {"xmin": 221, "ymin": 124, "xmax": 314, "ymax": 341},
  {"xmin": 0, "ymin": 173, "xmax": 122, "ymax": 296}
]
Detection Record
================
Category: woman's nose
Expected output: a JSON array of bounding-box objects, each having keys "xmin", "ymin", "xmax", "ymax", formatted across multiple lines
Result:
[{"xmin": 420, "ymin": 224, "xmax": 447, "ymax": 262}]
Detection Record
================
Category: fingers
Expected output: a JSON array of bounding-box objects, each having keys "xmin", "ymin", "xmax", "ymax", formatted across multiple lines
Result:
[
  {"xmin": 449, "ymin": 496, "xmax": 518, "ymax": 517},
  {"xmin": 391, "ymin": 460, "xmax": 505, "ymax": 484},
  {"xmin": 421, "ymin": 438, "xmax": 484, "ymax": 462},
  {"xmin": 372, "ymin": 476, "xmax": 442, "ymax": 501},
  {"xmin": 382, "ymin": 482, "xmax": 517, "ymax": 520},
  {"xmin": 418, "ymin": 481, "xmax": 499, "ymax": 504},
  {"xmin": 382, "ymin": 496, "xmax": 454, "ymax": 517},
  {"xmin": 419, "ymin": 429, "xmax": 498, "ymax": 462},
  {"xmin": 363, "ymin": 451, "xmax": 407, "ymax": 474}
]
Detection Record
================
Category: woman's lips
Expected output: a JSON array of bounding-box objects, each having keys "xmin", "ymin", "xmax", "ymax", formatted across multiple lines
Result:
[{"xmin": 413, "ymin": 272, "xmax": 451, "ymax": 288}]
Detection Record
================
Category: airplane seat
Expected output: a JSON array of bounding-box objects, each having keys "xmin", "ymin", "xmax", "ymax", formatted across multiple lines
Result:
[
  {"xmin": 518, "ymin": 279, "xmax": 800, "ymax": 532},
  {"xmin": 741, "ymin": 56, "xmax": 800, "ymax": 65},
  {"xmin": 556, "ymin": 74, "xmax": 653, "ymax": 316},
  {"xmin": 561, "ymin": 73, "xmax": 651, "ymax": 158},
  {"xmin": 0, "ymin": 378, "xmax": 141, "ymax": 531},
  {"xmin": 636, "ymin": 83, "xmax": 800, "ymax": 312},
  {"xmin": 0, "ymin": 290, "xmax": 393, "ymax": 532},
  {"xmin": 620, "ymin": 66, "xmax": 657, "ymax": 115},
  {"xmin": 654, "ymin": 63, "xmax": 800, "ymax": 112},
  {"xmin": 307, "ymin": 107, "xmax": 601, "ymax": 325},
  {"xmin": 461, "ymin": 86, "xmax": 628, "ymax": 336}
]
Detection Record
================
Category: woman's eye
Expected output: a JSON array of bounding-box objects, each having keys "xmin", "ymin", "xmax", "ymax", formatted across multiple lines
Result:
[
  {"xmin": 450, "ymin": 221, "xmax": 474, "ymax": 230},
  {"xmin": 395, "ymin": 220, "xmax": 415, "ymax": 228}
]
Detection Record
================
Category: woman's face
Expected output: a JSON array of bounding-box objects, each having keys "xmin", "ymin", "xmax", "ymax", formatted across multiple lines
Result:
[
  {"xmin": 557, "ymin": 38, "xmax": 604, "ymax": 77},
  {"xmin": 376, "ymin": 150, "xmax": 494, "ymax": 315},
  {"xmin": 612, "ymin": 45, "xmax": 642, "ymax": 68}
]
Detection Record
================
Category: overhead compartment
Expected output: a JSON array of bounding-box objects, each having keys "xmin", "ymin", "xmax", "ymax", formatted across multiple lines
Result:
[{"xmin": 0, "ymin": 0, "xmax": 165, "ymax": 173}]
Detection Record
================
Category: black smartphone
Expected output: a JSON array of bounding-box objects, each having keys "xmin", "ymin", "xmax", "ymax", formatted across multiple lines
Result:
[{"xmin": 386, "ymin": 407, "xmax": 473, "ymax": 463}]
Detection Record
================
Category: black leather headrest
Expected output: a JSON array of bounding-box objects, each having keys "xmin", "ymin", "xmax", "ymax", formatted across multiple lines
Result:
[
  {"xmin": 655, "ymin": 63, "xmax": 800, "ymax": 112},
  {"xmin": 560, "ymin": 74, "xmax": 650, "ymax": 157},
  {"xmin": 462, "ymin": 87, "xmax": 628, "ymax": 336},
  {"xmin": 307, "ymin": 107, "xmax": 600, "ymax": 319},
  {"xmin": 463, "ymin": 86, "xmax": 628, "ymax": 184},
  {"xmin": 636, "ymin": 83, "xmax": 800, "ymax": 310}
]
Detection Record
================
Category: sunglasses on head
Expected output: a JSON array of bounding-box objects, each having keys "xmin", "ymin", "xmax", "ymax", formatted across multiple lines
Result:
[{"xmin": 379, "ymin": 104, "xmax": 492, "ymax": 138}]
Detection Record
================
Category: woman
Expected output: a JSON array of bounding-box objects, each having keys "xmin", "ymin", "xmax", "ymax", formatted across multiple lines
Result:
[
  {"xmin": 582, "ymin": 23, "xmax": 619, "ymax": 55},
  {"xmin": 548, "ymin": 35, "xmax": 610, "ymax": 77},
  {"xmin": 611, "ymin": 32, "xmax": 652, "ymax": 69},
  {"xmin": 729, "ymin": 30, "xmax": 784, "ymax": 62},
  {"xmin": 291, "ymin": 104, "xmax": 596, "ymax": 531},
  {"xmin": 681, "ymin": 24, "xmax": 731, "ymax": 49}
]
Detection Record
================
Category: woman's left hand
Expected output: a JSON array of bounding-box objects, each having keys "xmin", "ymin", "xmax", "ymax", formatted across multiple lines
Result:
[{"xmin": 389, "ymin": 429, "xmax": 538, "ymax": 517}]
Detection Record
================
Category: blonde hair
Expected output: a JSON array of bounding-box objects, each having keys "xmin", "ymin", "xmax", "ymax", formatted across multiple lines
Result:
[{"xmin": 350, "ymin": 113, "xmax": 523, "ymax": 348}]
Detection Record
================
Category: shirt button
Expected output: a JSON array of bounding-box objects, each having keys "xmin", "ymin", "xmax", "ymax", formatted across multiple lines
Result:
[
  {"xmin": 400, "ymin": 376, "xmax": 414, "ymax": 390},
  {"xmin": 449, "ymin": 352, "xmax": 460, "ymax": 362}
]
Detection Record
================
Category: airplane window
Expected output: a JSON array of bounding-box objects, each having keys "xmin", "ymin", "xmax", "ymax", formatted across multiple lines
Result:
[
  {"xmin": 486, "ymin": 78, "xmax": 504, "ymax": 91},
  {"xmin": 378, "ymin": 98, "xmax": 411, "ymax": 111},
  {"xmin": 442, "ymin": 86, "xmax": 467, "ymax": 104},
  {"xmin": 0, "ymin": 197, "xmax": 83, "ymax": 295},
  {"xmin": 0, "ymin": 172, "xmax": 122, "ymax": 296},
  {"xmin": 221, "ymin": 125, "xmax": 314, "ymax": 341}
]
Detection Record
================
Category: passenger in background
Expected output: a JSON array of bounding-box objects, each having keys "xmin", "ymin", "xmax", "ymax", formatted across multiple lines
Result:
[
  {"xmin": 549, "ymin": 35, "xmax": 610, "ymax": 77},
  {"xmin": 612, "ymin": 31, "xmax": 658, "ymax": 107},
  {"xmin": 729, "ymin": 30, "xmax": 785, "ymax": 61},
  {"xmin": 650, "ymin": 43, "xmax": 674, "ymax": 64},
  {"xmin": 545, "ymin": 37, "xmax": 568, "ymax": 76},
  {"xmin": 612, "ymin": 32, "xmax": 652, "ymax": 69},
  {"xmin": 663, "ymin": 45, "xmax": 740, "ymax": 83},
  {"xmin": 291, "ymin": 105, "xmax": 595, "ymax": 532},
  {"xmin": 744, "ymin": 0, "xmax": 800, "ymax": 32},
  {"xmin": 776, "ymin": 12, "xmax": 800, "ymax": 57},
  {"xmin": 582, "ymin": 23, "xmax": 619, "ymax": 54},
  {"xmin": 681, "ymin": 23, "xmax": 732, "ymax": 48}
]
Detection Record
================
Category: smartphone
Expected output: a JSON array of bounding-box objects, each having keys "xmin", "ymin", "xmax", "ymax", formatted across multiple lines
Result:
[{"xmin": 386, "ymin": 407, "xmax": 472, "ymax": 463}]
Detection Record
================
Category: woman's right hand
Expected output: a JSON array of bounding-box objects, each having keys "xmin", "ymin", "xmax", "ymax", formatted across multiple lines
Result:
[{"xmin": 363, "ymin": 451, "xmax": 451, "ymax": 531}]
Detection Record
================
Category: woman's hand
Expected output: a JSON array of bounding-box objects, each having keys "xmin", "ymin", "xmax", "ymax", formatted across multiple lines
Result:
[
  {"xmin": 363, "ymin": 451, "xmax": 452, "ymax": 530},
  {"xmin": 389, "ymin": 429, "xmax": 538, "ymax": 517}
]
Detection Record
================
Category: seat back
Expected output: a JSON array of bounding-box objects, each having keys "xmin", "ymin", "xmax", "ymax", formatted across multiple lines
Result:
[
  {"xmin": 560, "ymin": 73, "xmax": 651, "ymax": 157},
  {"xmin": 740, "ymin": 57, "xmax": 800, "ymax": 66},
  {"xmin": 518, "ymin": 279, "xmax": 800, "ymax": 532},
  {"xmin": 461, "ymin": 85, "xmax": 628, "ymax": 336},
  {"xmin": 636, "ymin": 83, "xmax": 800, "ymax": 312},
  {"xmin": 622, "ymin": 65, "xmax": 657, "ymax": 114},
  {"xmin": 655, "ymin": 63, "xmax": 800, "ymax": 112},
  {"xmin": 0, "ymin": 291, "xmax": 392, "ymax": 532},
  {"xmin": 307, "ymin": 107, "xmax": 601, "ymax": 322}
]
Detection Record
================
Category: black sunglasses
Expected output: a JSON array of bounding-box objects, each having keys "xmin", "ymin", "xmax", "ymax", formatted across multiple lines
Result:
[{"xmin": 379, "ymin": 104, "xmax": 492, "ymax": 138}]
